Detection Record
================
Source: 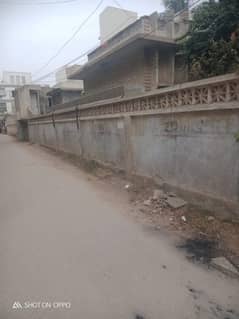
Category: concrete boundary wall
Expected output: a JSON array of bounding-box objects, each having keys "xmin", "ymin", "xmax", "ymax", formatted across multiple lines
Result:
[{"xmin": 28, "ymin": 74, "xmax": 239, "ymax": 216}]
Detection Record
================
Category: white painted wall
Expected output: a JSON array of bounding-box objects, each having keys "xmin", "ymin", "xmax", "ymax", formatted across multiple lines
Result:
[
  {"xmin": 2, "ymin": 71, "xmax": 32, "ymax": 86},
  {"xmin": 55, "ymin": 67, "xmax": 83, "ymax": 91},
  {"xmin": 0, "ymin": 71, "xmax": 32, "ymax": 114},
  {"xmin": 55, "ymin": 68, "xmax": 68, "ymax": 83},
  {"xmin": 0, "ymin": 86, "xmax": 15, "ymax": 114},
  {"xmin": 99, "ymin": 6, "xmax": 138, "ymax": 44}
]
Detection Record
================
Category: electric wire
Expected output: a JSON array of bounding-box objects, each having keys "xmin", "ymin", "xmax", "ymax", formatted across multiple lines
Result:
[{"xmin": 32, "ymin": 0, "xmax": 104, "ymax": 77}]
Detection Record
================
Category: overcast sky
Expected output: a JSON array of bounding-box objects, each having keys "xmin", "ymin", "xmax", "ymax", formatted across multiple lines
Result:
[{"xmin": 0, "ymin": 0, "xmax": 164, "ymax": 83}]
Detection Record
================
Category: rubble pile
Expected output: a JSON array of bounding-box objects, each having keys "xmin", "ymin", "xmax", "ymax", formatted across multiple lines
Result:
[
  {"xmin": 127, "ymin": 184, "xmax": 239, "ymax": 269},
  {"xmin": 131, "ymin": 188, "xmax": 188, "ymax": 225}
]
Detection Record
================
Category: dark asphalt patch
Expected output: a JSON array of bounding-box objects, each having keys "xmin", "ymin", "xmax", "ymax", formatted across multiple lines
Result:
[{"xmin": 178, "ymin": 238, "xmax": 219, "ymax": 263}]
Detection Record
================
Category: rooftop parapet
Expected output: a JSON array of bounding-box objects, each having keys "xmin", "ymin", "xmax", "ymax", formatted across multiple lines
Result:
[{"xmin": 87, "ymin": 10, "xmax": 189, "ymax": 63}]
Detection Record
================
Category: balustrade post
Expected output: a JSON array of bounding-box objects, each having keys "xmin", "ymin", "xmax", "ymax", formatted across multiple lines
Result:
[
  {"xmin": 226, "ymin": 82, "xmax": 231, "ymax": 102},
  {"xmin": 178, "ymin": 90, "xmax": 182, "ymax": 107},
  {"xmin": 207, "ymin": 86, "xmax": 213, "ymax": 104},
  {"xmin": 236, "ymin": 80, "xmax": 239, "ymax": 101}
]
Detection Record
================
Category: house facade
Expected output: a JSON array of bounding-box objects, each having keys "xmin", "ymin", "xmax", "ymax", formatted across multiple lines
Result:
[
  {"xmin": 15, "ymin": 85, "xmax": 49, "ymax": 120},
  {"xmin": 47, "ymin": 87, "xmax": 83, "ymax": 111},
  {"xmin": 13, "ymin": 84, "xmax": 49, "ymax": 141},
  {"xmin": 0, "ymin": 71, "xmax": 32, "ymax": 114},
  {"xmin": 45, "ymin": 67, "xmax": 84, "ymax": 112},
  {"xmin": 69, "ymin": 9, "xmax": 189, "ymax": 101},
  {"xmin": 0, "ymin": 84, "xmax": 20, "ymax": 115}
]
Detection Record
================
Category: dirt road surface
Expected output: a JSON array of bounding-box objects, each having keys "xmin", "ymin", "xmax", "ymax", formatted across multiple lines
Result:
[{"xmin": 0, "ymin": 135, "xmax": 238, "ymax": 319}]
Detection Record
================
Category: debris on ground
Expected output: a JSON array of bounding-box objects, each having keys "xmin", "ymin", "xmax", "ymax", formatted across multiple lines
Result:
[
  {"xmin": 95, "ymin": 168, "xmax": 112, "ymax": 179},
  {"xmin": 207, "ymin": 216, "xmax": 215, "ymax": 222},
  {"xmin": 181, "ymin": 216, "xmax": 187, "ymax": 222},
  {"xmin": 167, "ymin": 192, "xmax": 177, "ymax": 197},
  {"xmin": 77, "ymin": 163, "xmax": 239, "ymax": 274},
  {"xmin": 143, "ymin": 199, "xmax": 151, "ymax": 206},
  {"xmin": 210, "ymin": 257, "xmax": 239, "ymax": 278},
  {"xmin": 131, "ymin": 185, "xmax": 187, "ymax": 213},
  {"xmin": 166, "ymin": 196, "xmax": 187, "ymax": 209},
  {"xmin": 152, "ymin": 189, "xmax": 167, "ymax": 200},
  {"xmin": 127, "ymin": 184, "xmax": 239, "ymax": 269}
]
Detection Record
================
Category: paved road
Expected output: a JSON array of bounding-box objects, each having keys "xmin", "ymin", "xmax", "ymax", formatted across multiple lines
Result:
[{"xmin": 0, "ymin": 135, "xmax": 238, "ymax": 319}]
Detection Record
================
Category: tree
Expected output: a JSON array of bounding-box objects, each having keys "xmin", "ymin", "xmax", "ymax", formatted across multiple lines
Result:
[
  {"xmin": 181, "ymin": 0, "xmax": 239, "ymax": 79},
  {"xmin": 162, "ymin": 0, "xmax": 188, "ymax": 13}
]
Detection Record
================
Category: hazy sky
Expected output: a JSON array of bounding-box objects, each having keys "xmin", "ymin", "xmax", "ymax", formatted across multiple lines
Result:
[{"xmin": 0, "ymin": 0, "xmax": 164, "ymax": 83}]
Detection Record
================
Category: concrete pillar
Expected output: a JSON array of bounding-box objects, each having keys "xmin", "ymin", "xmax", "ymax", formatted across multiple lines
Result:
[
  {"xmin": 51, "ymin": 113, "xmax": 59, "ymax": 152},
  {"xmin": 124, "ymin": 115, "xmax": 134, "ymax": 176},
  {"xmin": 171, "ymin": 53, "xmax": 175, "ymax": 85},
  {"xmin": 17, "ymin": 120, "xmax": 29, "ymax": 141}
]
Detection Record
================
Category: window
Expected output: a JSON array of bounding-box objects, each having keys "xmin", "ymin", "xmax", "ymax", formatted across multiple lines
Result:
[
  {"xmin": 21, "ymin": 76, "xmax": 26, "ymax": 84},
  {"xmin": 158, "ymin": 19, "xmax": 167, "ymax": 31},
  {"xmin": 48, "ymin": 97, "xmax": 53, "ymax": 108},
  {"xmin": 174, "ymin": 23, "xmax": 180, "ymax": 36},
  {"xmin": 30, "ymin": 91, "xmax": 39, "ymax": 114},
  {"xmin": 10, "ymin": 75, "xmax": 15, "ymax": 84},
  {"xmin": 16, "ymin": 76, "xmax": 20, "ymax": 85},
  {"xmin": 0, "ymin": 102, "xmax": 7, "ymax": 113}
]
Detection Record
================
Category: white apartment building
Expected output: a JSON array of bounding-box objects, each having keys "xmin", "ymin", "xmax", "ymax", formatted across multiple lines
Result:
[
  {"xmin": 0, "ymin": 71, "xmax": 32, "ymax": 114},
  {"xmin": 2, "ymin": 71, "xmax": 32, "ymax": 86}
]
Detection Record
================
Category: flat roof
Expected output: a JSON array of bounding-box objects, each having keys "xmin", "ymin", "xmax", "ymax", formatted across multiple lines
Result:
[
  {"xmin": 0, "ymin": 83, "xmax": 22, "ymax": 88},
  {"xmin": 47, "ymin": 87, "xmax": 82, "ymax": 96},
  {"xmin": 69, "ymin": 33, "xmax": 176, "ymax": 79}
]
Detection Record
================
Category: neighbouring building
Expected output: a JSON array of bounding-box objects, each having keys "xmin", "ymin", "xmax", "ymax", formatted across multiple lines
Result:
[
  {"xmin": 15, "ymin": 84, "xmax": 49, "ymax": 120},
  {"xmin": 69, "ymin": 8, "xmax": 189, "ymax": 101},
  {"xmin": 14, "ymin": 84, "xmax": 49, "ymax": 140},
  {"xmin": 99, "ymin": 6, "xmax": 138, "ymax": 44},
  {"xmin": 5, "ymin": 114, "xmax": 17, "ymax": 136},
  {"xmin": 2, "ymin": 71, "xmax": 32, "ymax": 86},
  {"xmin": 55, "ymin": 66, "xmax": 84, "ymax": 90},
  {"xmin": 47, "ymin": 86, "xmax": 83, "ymax": 111},
  {"xmin": 0, "ymin": 71, "xmax": 32, "ymax": 114},
  {"xmin": 0, "ymin": 114, "xmax": 6, "ymax": 134},
  {"xmin": 0, "ymin": 86, "xmax": 8, "ymax": 115},
  {"xmin": 46, "ymin": 67, "xmax": 83, "ymax": 111},
  {"xmin": 0, "ymin": 84, "xmax": 18, "ymax": 115}
]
